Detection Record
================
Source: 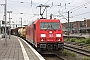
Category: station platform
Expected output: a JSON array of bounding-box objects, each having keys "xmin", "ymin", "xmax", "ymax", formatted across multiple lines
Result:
[{"xmin": 0, "ymin": 35, "xmax": 45, "ymax": 60}]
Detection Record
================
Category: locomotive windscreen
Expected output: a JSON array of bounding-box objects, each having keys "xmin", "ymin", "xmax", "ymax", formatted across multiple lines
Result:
[{"xmin": 40, "ymin": 22, "xmax": 60, "ymax": 30}]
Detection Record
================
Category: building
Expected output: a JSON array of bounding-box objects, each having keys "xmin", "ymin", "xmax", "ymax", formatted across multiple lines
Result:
[
  {"xmin": 0, "ymin": 20, "xmax": 9, "ymax": 34},
  {"xmin": 62, "ymin": 19, "xmax": 90, "ymax": 34}
]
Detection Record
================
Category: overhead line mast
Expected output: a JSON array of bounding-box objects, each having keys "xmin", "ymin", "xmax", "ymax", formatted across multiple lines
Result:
[{"xmin": 37, "ymin": 4, "xmax": 50, "ymax": 18}]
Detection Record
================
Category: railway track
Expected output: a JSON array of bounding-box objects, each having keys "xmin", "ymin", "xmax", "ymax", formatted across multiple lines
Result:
[
  {"xmin": 65, "ymin": 42, "xmax": 90, "ymax": 48},
  {"xmin": 64, "ymin": 43, "xmax": 90, "ymax": 57},
  {"xmin": 42, "ymin": 54, "xmax": 67, "ymax": 60},
  {"xmin": 64, "ymin": 35, "xmax": 85, "ymax": 39},
  {"xmin": 55, "ymin": 54, "xmax": 67, "ymax": 60}
]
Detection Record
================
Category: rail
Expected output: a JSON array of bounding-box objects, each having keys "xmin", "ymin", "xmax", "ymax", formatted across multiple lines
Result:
[{"xmin": 64, "ymin": 43, "xmax": 90, "ymax": 57}]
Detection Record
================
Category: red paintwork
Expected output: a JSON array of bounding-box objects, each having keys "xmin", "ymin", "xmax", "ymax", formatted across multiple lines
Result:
[{"xmin": 26, "ymin": 19, "xmax": 63, "ymax": 47}]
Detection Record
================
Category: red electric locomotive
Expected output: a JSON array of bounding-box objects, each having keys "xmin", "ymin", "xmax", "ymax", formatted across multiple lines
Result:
[{"xmin": 26, "ymin": 18, "xmax": 64, "ymax": 54}]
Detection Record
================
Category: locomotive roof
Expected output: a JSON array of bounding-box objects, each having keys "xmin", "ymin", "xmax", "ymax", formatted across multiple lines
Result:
[{"xmin": 33, "ymin": 19, "xmax": 60, "ymax": 24}]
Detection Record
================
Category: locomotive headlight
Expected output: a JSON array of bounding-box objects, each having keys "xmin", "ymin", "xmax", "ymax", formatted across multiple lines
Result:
[
  {"xmin": 41, "ymin": 38, "xmax": 46, "ymax": 42},
  {"xmin": 56, "ymin": 34, "xmax": 61, "ymax": 37},
  {"xmin": 57, "ymin": 39, "xmax": 61, "ymax": 41},
  {"xmin": 40, "ymin": 34, "xmax": 46, "ymax": 37},
  {"xmin": 41, "ymin": 39, "xmax": 44, "ymax": 42}
]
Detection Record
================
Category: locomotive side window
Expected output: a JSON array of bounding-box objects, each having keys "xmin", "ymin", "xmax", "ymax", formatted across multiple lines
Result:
[{"xmin": 40, "ymin": 22, "xmax": 60, "ymax": 30}]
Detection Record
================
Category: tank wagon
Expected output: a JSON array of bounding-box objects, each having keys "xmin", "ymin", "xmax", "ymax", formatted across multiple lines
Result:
[{"xmin": 18, "ymin": 27, "xmax": 26, "ymax": 38}]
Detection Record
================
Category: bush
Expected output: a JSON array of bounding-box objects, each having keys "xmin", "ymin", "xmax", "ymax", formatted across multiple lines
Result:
[
  {"xmin": 79, "ymin": 38, "xmax": 86, "ymax": 43},
  {"xmin": 70, "ymin": 38, "xmax": 76, "ymax": 42},
  {"xmin": 85, "ymin": 38, "xmax": 90, "ymax": 44}
]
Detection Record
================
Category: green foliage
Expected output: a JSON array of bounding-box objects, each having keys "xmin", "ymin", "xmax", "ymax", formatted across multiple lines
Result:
[
  {"xmin": 79, "ymin": 38, "xmax": 86, "ymax": 43},
  {"xmin": 82, "ymin": 30, "xmax": 86, "ymax": 33},
  {"xmin": 75, "ymin": 40, "xmax": 80, "ymax": 43},
  {"xmin": 62, "ymin": 50, "xmax": 76, "ymax": 57},
  {"xmin": 86, "ymin": 46, "xmax": 90, "ymax": 50},
  {"xmin": 83, "ymin": 56, "xmax": 90, "ymax": 60},
  {"xmin": 66, "ymin": 38, "xmax": 90, "ymax": 44},
  {"xmin": 70, "ymin": 38, "xmax": 77, "ymax": 42},
  {"xmin": 62, "ymin": 50, "xmax": 68, "ymax": 56},
  {"xmin": 85, "ymin": 38, "xmax": 90, "ymax": 44},
  {"xmin": 69, "ymin": 52, "xmax": 76, "ymax": 57},
  {"xmin": 80, "ymin": 38, "xmax": 85, "ymax": 41}
]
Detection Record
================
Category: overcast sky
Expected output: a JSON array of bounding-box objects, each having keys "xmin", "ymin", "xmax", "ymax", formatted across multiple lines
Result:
[{"xmin": 0, "ymin": 0, "xmax": 90, "ymax": 25}]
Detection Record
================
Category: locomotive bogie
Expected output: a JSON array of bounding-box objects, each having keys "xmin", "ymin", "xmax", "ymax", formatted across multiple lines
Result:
[{"xmin": 38, "ymin": 43, "xmax": 63, "ymax": 50}]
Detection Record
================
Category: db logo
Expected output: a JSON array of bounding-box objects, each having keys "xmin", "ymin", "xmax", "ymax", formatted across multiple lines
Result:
[{"xmin": 49, "ymin": 34, "xmax": 53, "ymax": 37}]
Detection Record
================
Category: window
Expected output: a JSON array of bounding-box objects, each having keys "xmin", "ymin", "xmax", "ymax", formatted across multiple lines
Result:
[
  {"xmin": 40, "ymin": 22, "xmax": 60, "ymax": 30},
  {"xmin": 80, "ymin": 22, "xmax": 84, "ymax": 27},
  {"xmin": 2, "ymin": 21, "xmax": 5, "ymax": 24}
]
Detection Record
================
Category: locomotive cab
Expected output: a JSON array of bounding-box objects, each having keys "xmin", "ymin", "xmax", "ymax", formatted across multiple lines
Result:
[
  {"xmin": 26, "ymin": 19, "xmax": 64, "ymax": 54},
  {"xmin": 36, "ymin": 19, "xmax": 64, "ymax": 53}
]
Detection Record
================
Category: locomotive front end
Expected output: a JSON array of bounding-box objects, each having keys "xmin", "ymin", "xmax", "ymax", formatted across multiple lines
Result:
[{"xmin": 37, "ymin": 19, "xmax": 64, "ymax": 53}]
